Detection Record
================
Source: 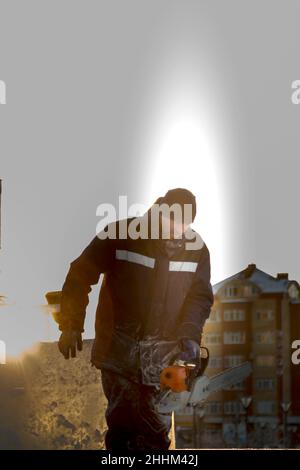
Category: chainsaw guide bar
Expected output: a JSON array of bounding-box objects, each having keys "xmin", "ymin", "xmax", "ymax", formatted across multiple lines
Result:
[{"xmin": 156, "ymin": 361, "xmax": 252, "ymax": 413}]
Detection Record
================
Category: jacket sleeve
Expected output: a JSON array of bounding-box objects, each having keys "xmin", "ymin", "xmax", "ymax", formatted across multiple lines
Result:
[
  {"xmin": 177, "ymin": 245, "xmax": 214, "ymax": 343},
  {"xmin": 59, "ymin": 225, "xmax": 116, "ymax": 332}
]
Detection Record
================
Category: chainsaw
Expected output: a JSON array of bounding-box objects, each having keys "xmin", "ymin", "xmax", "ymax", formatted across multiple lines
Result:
[{"xmin": 157, "ymin": 360, "xmax": 252, "ymax": 414}]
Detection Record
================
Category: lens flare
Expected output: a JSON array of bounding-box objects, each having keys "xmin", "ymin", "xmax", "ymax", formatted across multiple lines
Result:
[{"xmin": 142, "ymin": 107, "xmax": 227, "ymax": 285}]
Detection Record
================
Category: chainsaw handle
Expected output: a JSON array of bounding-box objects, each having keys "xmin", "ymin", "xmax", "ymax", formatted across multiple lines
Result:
[{"xmin": 198, "ymin": 346, "xmax": 209, "ymax": 377}]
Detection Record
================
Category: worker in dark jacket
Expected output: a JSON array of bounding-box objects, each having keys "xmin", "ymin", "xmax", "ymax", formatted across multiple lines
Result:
[{"xmin": 57, "ymin": 188, "xmax": 214, "ymax": 450}]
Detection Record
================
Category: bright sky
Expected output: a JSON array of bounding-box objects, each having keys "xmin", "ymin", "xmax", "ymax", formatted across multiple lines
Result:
[{"xmin": 0, "ymin": 1, "xmax": 299, "ymax": 355}]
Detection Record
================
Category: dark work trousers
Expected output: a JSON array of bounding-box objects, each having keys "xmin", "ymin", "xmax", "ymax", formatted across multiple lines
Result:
[{"xmin": 100, "ymin": 367, "xmax": 172, "ymax": 451}]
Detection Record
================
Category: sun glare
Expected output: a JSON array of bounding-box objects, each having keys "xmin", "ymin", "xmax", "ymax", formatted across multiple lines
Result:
[
  {"xmin": 143, "ymin": 107, "xmax": 227, "ymax": 285},
  {"xmin": 0, "ymin": 301, "xmax": 47, "ymax": 359}
]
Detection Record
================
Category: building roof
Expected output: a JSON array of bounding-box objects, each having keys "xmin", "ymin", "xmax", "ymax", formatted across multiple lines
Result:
[{"xmin": 212, "ymin": 263, "xmax": 297, "ymax": 296}]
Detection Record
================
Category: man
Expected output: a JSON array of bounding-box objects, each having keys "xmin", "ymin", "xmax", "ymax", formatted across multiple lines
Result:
[{"xmin": 57, "ymin": 188, "xmax": 214, "ymax": 450}]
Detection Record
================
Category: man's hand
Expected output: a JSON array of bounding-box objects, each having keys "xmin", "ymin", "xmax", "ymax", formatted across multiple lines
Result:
[
  {"xmin": 173, "ymin": 338, "xmax": 201, "ymax": 390},
  {"xmin": 58, "ymin": 330, "xmax": 83, "ymax": 359}
]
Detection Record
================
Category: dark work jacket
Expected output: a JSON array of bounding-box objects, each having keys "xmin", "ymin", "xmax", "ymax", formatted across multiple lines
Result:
[{"xmin": 59, "ymin": 212, "xmax": 214, "ymax": 386}]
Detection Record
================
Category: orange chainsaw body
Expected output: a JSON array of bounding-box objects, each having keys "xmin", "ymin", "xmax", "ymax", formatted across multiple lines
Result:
[
  {"xmin": 160, "ymin": 364, "xmax": 191, "ymax": 392},
  {"xmin": 159, "ymin": 347, "xmax": 210, "ymax": 392}
]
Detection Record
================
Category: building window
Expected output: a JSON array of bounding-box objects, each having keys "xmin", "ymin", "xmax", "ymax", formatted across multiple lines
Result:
[
  {"xmin": 255, "ymin": 331, "xmax": 275, "ymax": 344},
  {"xmin": 224, "ymin": 381, "xmax": 245, "ymax": 391},
  {"xmin": 224, "ymin": 401, "xmax": 243, "ymax": 415},
  {"xmin": 224, "ymin": 331, "xmax": 246, "ymax": 344},
  {"xmin": 224, "ymin": 355, "xmax": 245, "ymax": 368},
  {"xmin": 244, "ymin": 285, "xmax": 257, "ymax": 296},
  {"xmin": 205, "ymin": 401, "xmax": 223, "ymax": 415},
  {"xmin": 255, "ymin": 355, "xmax": 275, "ymax": 367},
  {"xmin": 204, "ymin": 333, "xmax": 222, "ymax": 345},
  {"xmin": 209, "ymin": 356, "xmax": 223, "ymax": 369},
  {"xmin": 224, "ymin": 286, "xmax": 238, "ymax": 297},
  {"xmin": 255, "ymin": 378, "xmax": 275, "ymax": 391},
  {"xmin": 256, "ymin": 401, "xmax": 276, "ymax": 415},
  {"xmin": 224, "ymin": 309, "xmax": 245, "ymax": 321},
  {"xmin": 255, "ymin": 310, "xmax": 274, "ymax": 321},
  {"xmin": 203, "ymin": 429, "xmax": 223, "ymax": 440},
  {"xmin": 207, "ymin": 310, "xmax": 221, "ymax": 322},
  {"xmin": 176, "ymin": 427, "xmax": 193, "ymax": 444}
]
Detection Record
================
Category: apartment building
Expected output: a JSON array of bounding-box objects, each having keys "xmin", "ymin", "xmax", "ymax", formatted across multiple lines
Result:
[{"xmin": 175, "ymin": 263, "xmax": 300, "ymax": 448}]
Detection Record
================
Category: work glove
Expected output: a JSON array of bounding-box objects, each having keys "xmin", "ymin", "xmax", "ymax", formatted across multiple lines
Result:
[
  {"xmin": 173, "ymin": 338, "xmax": 201, "ymax": 390},
  {"xmin": 58, "ymin": 330, "xmax": 83, "ymax": 359}
]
